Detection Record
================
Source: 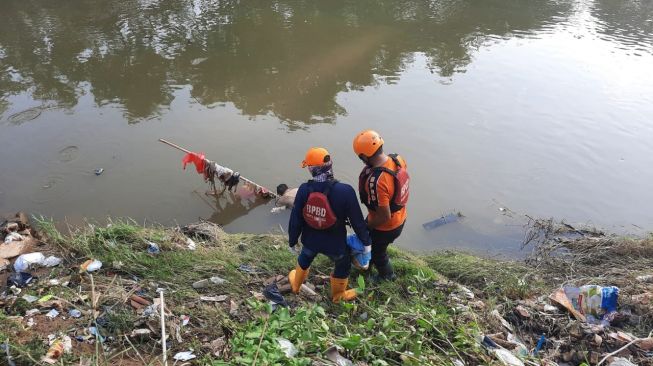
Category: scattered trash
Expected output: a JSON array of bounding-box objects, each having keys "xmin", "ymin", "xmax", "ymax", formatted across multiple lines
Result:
[
  {"xmin": 423, "ymin": 212, "xmax": 463, "ymax": 231},
  {"xmin": 186, "ymin": 237, "xmax": 197, "ymax": 250},
  {"xmin": 491, "ymin": 309, "xmax": 514, "ymax": 332},
  {"xmin": 608, "ymin": 358, "xmax": 638, "ymax": 366},
  {"xmin": 173, "ymin": 351, "xmax": 196, "ymax": 361},
  {"xmin": 533, "ymin": 334, "xmax": 546, "ymax": 354},
  {"xmin": 38, "ymin": 294, "xmax": 54, "ymax": 303},
  {"xmin": 94, "ymin": 168, "xmax": 104, "ymax": 176},
  {"xmin": 635, "ymin": 274, "xmax": 653, "ymax": 283},
  {"xmin": 41, "ymin": 336, "xmax": 71, "ymax": 364},
  {"xmin": 80, "ymin": 259, "xmax": 102, "ymax": 272},
  {"xmin": 2, "ymin": 340, "xmax": 16, "ymax": 366},
  {"xmin": 7, "ymin": 272, "xmax": 35, "ymax": 288},
  {"xmin": 277, "ymin": 338, "xmax": 298, "ymax": 358},
  {"xmin": 130, "ymin": 329, "xmax": 152, "ymax": 337},
  {"xmin": 88, "ymin": 327, "xmax": 105, "ymax": 343},
  {"xmin": 325, "ymin": 346, "xmax": 354, "ymax": 366},
  {"xmin": 263, "ymin": 283, "xmax": 288, "ymax": 307},
  {"xmin": 147, "ymin": 241, "xmax": 160, "ymax": 254},
  {"xmin": 550, "ymin": 286, "xmax": 619, "ymax": 324},
  {"xmin": 200, "ymin": 295, "xmax": 228, "ymax": 302},
  {"xmin": 25, "ymin": 309, "xmax": 40, "ymax": 316},
  {"xmin": 347, "ymin": 234, "xmax": 370, "ymax": 270},
  {"xmin": 229, "ymin": 300, "xmax": 239, "ymax": 316},
  {"xmin": 13, "ymin": 253, "xmax": 62, "ymax": 272},
  {"xmin": 22, "ymin": 294, "xmax": 38, "ymax": 303},
  {"xmin": 493, "ymin": 348, "xmax": 524, "ymax": 366},
  {"xmin": 181, "ymin": 315, "xmax": 190, "ymax": 326},
  {"xmin": 69, "ymin": 309, "xmax": 82, "ymax": 318},
  {"xmin": 238, "ymin": 264, "xmax": 264, "ymax": 274},
  {"xmin": 192, "ymin": 276, "xmax": 227, "ymax": 289},
  {"xmin": 4, "ymin": 232, "xmax": 22, "ymax": 243},
  {"xmin": 208, "ymin": 337, "xmax": 227, "ymax": 357},
  {"xmin": 45, "ymin": 309, "xmax": 60, "ymax": 319},
  {"xmin": 129, "ymin": 294, "xmax": 151, "ymax": 309}
]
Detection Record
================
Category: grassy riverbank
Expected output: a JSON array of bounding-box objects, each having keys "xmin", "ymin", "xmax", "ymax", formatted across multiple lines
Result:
[{"xmin": 1, "ymin": 217, "xmax": 651, "ymax": 365}]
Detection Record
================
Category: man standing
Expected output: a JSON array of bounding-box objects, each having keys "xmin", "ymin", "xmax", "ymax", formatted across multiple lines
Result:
[
  {"xmin": 287, "ymin": 147, "xmax": 372, "ymax": 302},
  {"xmin": 353, "ymin": 130, "xmax": 410, "ymax": 281}
]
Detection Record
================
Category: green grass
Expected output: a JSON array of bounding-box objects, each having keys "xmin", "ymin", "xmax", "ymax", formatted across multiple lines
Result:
[
  {"xmin": 425, "ymin": 251, "xmax": 542, "ymax": 299},
  {"xmin": 26, "ymin": 217, "xmax": 529, "ymax": 365}
]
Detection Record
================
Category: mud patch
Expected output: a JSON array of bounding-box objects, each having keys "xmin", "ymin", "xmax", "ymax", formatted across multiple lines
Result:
[
  {"xmin": 6, "ymin": 106, "xmax": 42, "ymax": 125},
  {"xmin": 58, "ymin": 146, "xmax": 79, "ymax": 163}
]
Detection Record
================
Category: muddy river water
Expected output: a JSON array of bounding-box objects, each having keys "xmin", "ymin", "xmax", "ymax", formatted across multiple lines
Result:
[{"xmin": 1, "ymin": 0, "xmax": 652, "ymax": 256}]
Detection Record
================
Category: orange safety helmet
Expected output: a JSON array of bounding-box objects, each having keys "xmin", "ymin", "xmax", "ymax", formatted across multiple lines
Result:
[
  {"xmin": 353, "ymin": 130, "xmax": 384, "ymax": 158},
  {"xmin": 301, "ymin": 147, "xmax": 330, "ymax": 168}
]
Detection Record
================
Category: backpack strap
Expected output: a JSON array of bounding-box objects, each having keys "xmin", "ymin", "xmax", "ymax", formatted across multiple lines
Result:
[
  {"xmin": 322, "ymin": 179, "xmax": 338, "ymax": 196},
  {"xmin": 388, "ymin": 153, "xmax": 403, "ymax": 168}
]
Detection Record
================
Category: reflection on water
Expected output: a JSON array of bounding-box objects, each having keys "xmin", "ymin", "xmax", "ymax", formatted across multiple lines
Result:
[
  {"xmin": 0, "ymin": 0, "xmax": 578, "ymax": 125},
  {"xmin": 1, "ymin": 0, "xmax": 652, "ymax": 256}
]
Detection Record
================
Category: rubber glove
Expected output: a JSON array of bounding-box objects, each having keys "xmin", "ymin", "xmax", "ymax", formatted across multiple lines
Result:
[{"xmin": 353, "ymin": 245, "xmax": 372, "ymax": 270}]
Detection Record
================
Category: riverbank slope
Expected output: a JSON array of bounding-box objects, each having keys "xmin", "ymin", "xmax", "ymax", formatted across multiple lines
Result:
[{"xmin": 1, "ymin": 215, "xmax": 652, "ymax": 365}]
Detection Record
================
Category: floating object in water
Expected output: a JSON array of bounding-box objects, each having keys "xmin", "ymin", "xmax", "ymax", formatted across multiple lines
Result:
[
  {"xmin": 94, "ymin": 168, "xmax": 104, "ymax": 176},
  {"xmin": 423, "ymin": 212, "xmax": 464, "ymax": 231}
]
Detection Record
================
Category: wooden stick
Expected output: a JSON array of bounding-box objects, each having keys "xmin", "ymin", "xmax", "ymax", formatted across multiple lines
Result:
[
  {"xmin": 158, "ymin": 138, "xmax": 278, "ymax": 198},
  {"xmin": 158, "ymin": 138, "xmax": 192, "ymax": 154},
  {"xmin": 160, "ymin": 291, "xmax": 168, "ymax": 366}
]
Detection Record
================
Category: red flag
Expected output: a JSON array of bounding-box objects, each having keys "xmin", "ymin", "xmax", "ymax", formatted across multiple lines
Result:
[{"xmin": 182, "ymin": 152, "xmax": 205, "ymax": 174}]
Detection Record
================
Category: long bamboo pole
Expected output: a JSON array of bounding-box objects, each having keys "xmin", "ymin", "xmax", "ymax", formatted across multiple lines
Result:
[{"xmin": 158, "ymin": 138, "xmax": 278, "ymax": 198}]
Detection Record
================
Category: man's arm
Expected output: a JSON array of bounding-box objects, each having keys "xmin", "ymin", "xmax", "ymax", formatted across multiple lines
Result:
[
  {"xmin": 288, "ymin": 186, "xmax": 306, "ymax": 246},
  {"xmin": 367, "ymin": 205, "xmax": 391, "ymax": 229},
  {"xmin": 345, "ymin": 187, "xmax": 372, "ymax": 246}
]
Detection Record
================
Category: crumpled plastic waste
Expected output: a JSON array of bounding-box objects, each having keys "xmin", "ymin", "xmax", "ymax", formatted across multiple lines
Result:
[
  {"xmin": 276, "ymin": 338, "xmax": 298, "ymax": 358},
  {"xmin": 238, "ymin": 264, "xmax": 264, "ymax": 274},
  {"xmin": 173, "ymin": 351, "xmax": 197, "ymax": 361},
  {"xmin": 4, "ymin": 232, "xmax": 22, "ymax": 243},
  {"xmin": 186, "ymin": 237, "xmax": 196, "ymax": 250},
  {"xmin": 22, "ymin": 294, "xmax": 38, "ymax": 303},
  {"xmin": 326, "ymin": 346, "xmax": 354, "ymax": 366},
  {"xmin": 46, "ymin": 309, "xmax": 60, "ymax": 319},
  {"xmin": 14, "ymin": 253, "xmax": 62, "ymax": 272},
  {"xmin": 41, "ymin": 336, "xmax": 72, "ymax": 364},
  {"xmin": 1, "ymin": 340, "xmax": 17, "ymax": 366},
  {"xmin": 263, "ymin": 283, "xmax": 288, "ymax": 307},
  {"xmin": 80, "ymin": 259, "xmax": 102, "ymax": 272},
  {"xmin": 69, "ymin": 309, "xmax": 82, "ymax": 318},
  {"xmin": 550, "ymin": 286, "xmax": 619, "ymax": 325},
  {"xmin": 6, "ymin": 272, "xmax": 35, "ymax": 288},
  {"xmin": 347, "ymin": 234, "xmax": 371, "ymax": 270},
  {"xmin": 147, "ymin": 241, "xmax": 160, "ymax": 254}
]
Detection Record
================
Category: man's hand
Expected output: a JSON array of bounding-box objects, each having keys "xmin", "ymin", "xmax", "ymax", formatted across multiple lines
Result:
[{"xmin": 288, "ymin": 244, "xmax": 300, "ymax": 255}]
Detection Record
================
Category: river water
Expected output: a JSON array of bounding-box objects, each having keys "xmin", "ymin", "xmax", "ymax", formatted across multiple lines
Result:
[{"xmin": 1, "ymin": 0, "xmax": 652, "ymax": 256}]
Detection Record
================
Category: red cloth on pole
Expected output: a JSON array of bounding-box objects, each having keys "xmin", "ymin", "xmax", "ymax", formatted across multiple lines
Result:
[{"xmin": 182, "ymin": 152, "xmax": 205, "ymax": 174}]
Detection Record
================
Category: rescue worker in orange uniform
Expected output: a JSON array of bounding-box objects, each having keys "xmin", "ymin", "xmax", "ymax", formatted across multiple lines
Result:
[
  {"xmin": 353, "ymin": 130, "xmax": 410, "ymax": 281},
  {"xmin": 287, "ymin": 147, "xmax": 372, "ymax": 302}
]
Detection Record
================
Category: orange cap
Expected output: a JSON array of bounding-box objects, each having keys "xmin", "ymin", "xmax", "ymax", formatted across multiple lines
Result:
[
  {"xmin": 301, "ymin": 147, "xmax": 330, "ymax": 168},
  {"xmin": 353, "ymin": 130, "xmax": 384, "ymax": 158}
]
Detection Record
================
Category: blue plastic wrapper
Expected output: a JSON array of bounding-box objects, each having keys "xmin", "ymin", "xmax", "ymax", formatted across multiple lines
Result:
[
  {"xmin": 346, "ymin": 234, "xmax": 365, "ymax": 253},
  {"xmin": 347, "ymin": 234, "xmax": 370, "ymax": 269}
]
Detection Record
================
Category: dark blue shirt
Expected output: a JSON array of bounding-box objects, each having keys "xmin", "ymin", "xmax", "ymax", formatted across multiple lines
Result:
[{"xmin": 288, "ymin": 180, "xmax": 371, "ymax": 256}]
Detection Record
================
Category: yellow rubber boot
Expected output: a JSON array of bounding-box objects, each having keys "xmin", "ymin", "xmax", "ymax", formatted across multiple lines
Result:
[
  {"xmin": 330, "ymin": 276, "xmax": 357, "ymax": 303},
  {"xmin": 288, "ymin": 265, "xmax": 309, "ymax": 294}
]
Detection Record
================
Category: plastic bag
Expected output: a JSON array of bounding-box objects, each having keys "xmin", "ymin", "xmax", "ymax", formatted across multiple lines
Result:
[
  {"xmin": 563, "ymin": 285, "xmax": 619, "ymax": 321},
  {"xmin": 14, "ymin": 253, "xmax": 62, "ymax": 272},
  {"xmin": 347, "ymin": 234, "xmax": 370, "ymax": 270}
]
